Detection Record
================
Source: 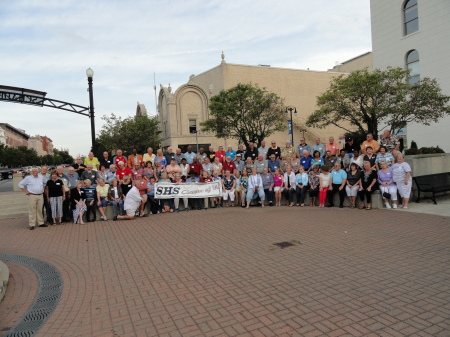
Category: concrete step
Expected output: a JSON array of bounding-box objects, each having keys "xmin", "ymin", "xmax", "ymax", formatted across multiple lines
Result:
[{"xmin": 0, "ymin": 260, "xmax": 10, "ymax": 303}]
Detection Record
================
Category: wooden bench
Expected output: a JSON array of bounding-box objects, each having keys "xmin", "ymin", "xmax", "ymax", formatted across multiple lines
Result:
[{"xmin": 413, "ymin": 172, "xmax": 450, "ymax": 204}]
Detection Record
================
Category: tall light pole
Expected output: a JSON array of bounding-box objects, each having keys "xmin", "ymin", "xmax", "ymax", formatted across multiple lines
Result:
[
  {"xmin": 285, "ymin": 106, "xmax": 297, "ymax": 147},
  {"xmin": 86, "ymin": 68, "xmax": 96, "ymax": 155},
  {"xmin": 193, "ymin": 130, "xmax": 199, "ymax": 153}
]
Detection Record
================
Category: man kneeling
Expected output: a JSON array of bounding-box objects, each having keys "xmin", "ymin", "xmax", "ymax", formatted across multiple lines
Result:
[{"xmin": 114, "ymin": 186, "xmax": 142, "ymax": 220}]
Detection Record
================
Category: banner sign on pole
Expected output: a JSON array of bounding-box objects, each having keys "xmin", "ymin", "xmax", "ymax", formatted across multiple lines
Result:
[
  {"xmin": 288, "ymin": 119, "xmax": 292, "ymax": 135},
  {"xmin": 154, "ymin": 181, "xmax": 223, "ymax": 199}
]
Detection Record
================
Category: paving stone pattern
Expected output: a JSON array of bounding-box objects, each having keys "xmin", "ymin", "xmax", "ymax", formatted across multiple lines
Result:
[{"xmin": 0, "ymin": 207, "xmax": 449, "ymax": 337}]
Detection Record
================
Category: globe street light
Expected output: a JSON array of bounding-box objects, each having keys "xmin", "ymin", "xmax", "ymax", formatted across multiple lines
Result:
[{"xmin": 86, "ymin": 68, "xmax": 96, "ymax": 154}]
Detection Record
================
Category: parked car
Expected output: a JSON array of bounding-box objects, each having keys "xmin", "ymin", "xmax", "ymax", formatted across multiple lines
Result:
[{"xmin": 0, "ymin": 169, "xmax": 14, "ymax": 180}]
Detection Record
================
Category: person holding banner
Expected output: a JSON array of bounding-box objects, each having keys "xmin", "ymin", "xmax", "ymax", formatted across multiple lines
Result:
[
  {"xmin": 172, "ymin": 173, "xmax": 189, "ymax": 212},
  {"xmin": 158, "ymin": 172, "xmax": 174, "ymax": 213},
  {"xmin": 200, "ymin": 171, "xmax": 214, "ymax": 209},
  {"xmin": 222, "ymin": 169, "xmax": 236, "ymax": 207},
  {"xmin": 246, "ymin": 167, "xmax": 265, "ymax": 208}
]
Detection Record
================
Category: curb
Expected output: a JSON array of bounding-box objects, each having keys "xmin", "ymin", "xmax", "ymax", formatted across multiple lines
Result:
[{"xmin": 0, "ymin": 259, "xmax": 9, "ymax": 303}]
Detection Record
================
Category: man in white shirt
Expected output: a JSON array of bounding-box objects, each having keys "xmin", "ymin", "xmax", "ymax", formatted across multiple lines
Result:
[
  {"xmin": 114, "ymin": 186, "xmax": 142, "ymax": 220},
  {"xmin": 246, "ymin": 167, "xmax": 265, "ymax": 208},
  {"xmin": 18, "ymin": 167, "xmax": 46, "ymax": 229}
]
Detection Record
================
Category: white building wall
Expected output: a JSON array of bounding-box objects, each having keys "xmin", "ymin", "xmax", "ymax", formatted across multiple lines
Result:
[{"xmin": 371, "ymin": 0, "xmax": 450, "ymax": 151}]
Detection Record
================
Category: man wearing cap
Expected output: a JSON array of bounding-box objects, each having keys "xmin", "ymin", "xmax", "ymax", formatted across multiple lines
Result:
[
  {"xmin": 233, "ymin": 154, "xmax": 245, "ymax": 173},
  {"xmin": 344, "ymin": 137, "xmax": 361, "ymax": 158}
]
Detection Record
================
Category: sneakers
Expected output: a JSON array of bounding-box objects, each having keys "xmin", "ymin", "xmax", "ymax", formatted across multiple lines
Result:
[
  {"xmin": 392, "ymin": 204, "xmax": 398, "ymax": 209},
  {"xmin": 385, "ymin": 203, "xmax": 392, "ymax": 209},
  {"xmin": 175, "ymin": 208, "xmax": 179, "ymax": 213},
  {"xmin": 185, "ymin": 208, "xmax": 189, "ymax": 212}
]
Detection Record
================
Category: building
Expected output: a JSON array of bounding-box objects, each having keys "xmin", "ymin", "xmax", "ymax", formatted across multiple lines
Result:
[
  {"xmin": 41, "ymin": 136, "xmax": 53, "ymax": 155},
  {"xmin": 136, "ymin": 102, "xmax": 148, "ymax": 117},
  {"xmin": 28, "ymin": 135, "xmax": 46, "ymax": 156},
  {"xmin": 0, "ymin": 123, "xmax": 29, "ymax": 148},
  {"xmin": 371, "ymin": 0, "xmax": 450, "ymax": 151},
  {"xmin": 157, "ymin": 53, "xmax": 370, "ymax": 152},
  {"xmin": 328, "ymin": 52, "xmax": 373, "ymax": 73}
]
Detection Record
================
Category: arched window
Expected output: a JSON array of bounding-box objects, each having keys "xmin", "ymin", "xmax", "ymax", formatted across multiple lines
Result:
[
  {"xmin": 406, "ymin": 50, "xmax": 420, "ymax": 85},
  {"xmin": 404, "ymin": 0, "xmax": 418, "ymax": 35}
]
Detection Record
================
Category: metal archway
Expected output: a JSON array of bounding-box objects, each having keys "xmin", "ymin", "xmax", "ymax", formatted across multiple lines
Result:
[{"xmin": 0, "ymin": 84, "xmax": 96, "ymax": 153}]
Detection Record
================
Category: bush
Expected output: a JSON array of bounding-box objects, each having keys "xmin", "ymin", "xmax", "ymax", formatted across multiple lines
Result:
[
  {"xmin": 410, "ymin": 140, "xmax": 418, "ymax": 149},
  {"xmin": 420, "ymin": 146, "xmax": 445, "ymax": 154},
  {"xmin": 405, "ymin": 148, "xmax": 421, "ymax": 155}
]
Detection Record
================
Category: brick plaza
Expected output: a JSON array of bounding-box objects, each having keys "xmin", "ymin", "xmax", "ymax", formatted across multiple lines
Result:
[{"xmin": 0, "ymin": 206, "xmax": 449, "ymax": 337}]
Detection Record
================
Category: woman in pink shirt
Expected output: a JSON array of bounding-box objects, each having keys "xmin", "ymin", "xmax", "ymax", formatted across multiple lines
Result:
[{"xmin": 273, "ymin": 168, "xmax": 284, "ymax": 206}]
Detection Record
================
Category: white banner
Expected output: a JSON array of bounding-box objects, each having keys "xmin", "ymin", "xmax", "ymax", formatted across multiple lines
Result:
[{"xmin": 154, "ymin": 181, "xmax": 223, "ymax": 199}]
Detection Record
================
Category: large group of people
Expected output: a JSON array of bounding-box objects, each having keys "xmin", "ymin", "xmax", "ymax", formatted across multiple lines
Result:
[{"xmin": 18, "ymin": 129, "xmax": 412, "ymax": 229}]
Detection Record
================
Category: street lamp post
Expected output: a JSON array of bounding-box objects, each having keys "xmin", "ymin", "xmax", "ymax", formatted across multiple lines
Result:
[
  {"xmin": 285, "ymin": 106, "xmax": 297, "ymax": 147},
  {"xmin": 86, "ymin": 68, "xmax": 96, "ymax": 155}
]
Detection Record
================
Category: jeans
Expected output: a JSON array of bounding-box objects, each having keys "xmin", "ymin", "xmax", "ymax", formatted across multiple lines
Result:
[
  {"xmin": 246, "ymin": 188, "xmax": 265, "ymax": 201},
  {"xmin": 108, "ymin": 199, "xmax": 124, "ymax": 216},
  {"xmin": 296, "ymin": 185, "xmax": 308, "ymax": 204},
  {"xmin": 309, "ymin": 186, "xmax": 319, "ymax": 199},
  {"xmin": 146, "ymin": 195, "xmax": 158, "ymax": 214},
  {"xmin": 264, "ymin": 188, "xmax": 274, "ymax": 203}
]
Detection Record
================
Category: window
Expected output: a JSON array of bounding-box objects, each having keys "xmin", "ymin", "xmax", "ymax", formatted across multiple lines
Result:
[
  {"xmin": 406, "ymin": 49, "xmax": 420, "ymax": 85},
  {"xmin": 189, "ymin": 119, "xmax": 197, "ymax": 134},
  {"xmin": 404, "ymin": 0, "xmax": 418, "ymax": 35}
]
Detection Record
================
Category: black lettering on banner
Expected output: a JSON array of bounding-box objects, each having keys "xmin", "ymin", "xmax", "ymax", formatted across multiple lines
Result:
[
  {"xmin": 156, "ymin": 186, "xmax": 164, "ymax": 195},
  {"xmin": 173, "ymin": 187, "xmax": 180, "ymax": 195}
]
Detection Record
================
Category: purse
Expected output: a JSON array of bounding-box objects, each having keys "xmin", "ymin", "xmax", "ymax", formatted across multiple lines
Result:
[{"xmin": 382, "ymin": 192, "xmax": 391, "ymax": 199}]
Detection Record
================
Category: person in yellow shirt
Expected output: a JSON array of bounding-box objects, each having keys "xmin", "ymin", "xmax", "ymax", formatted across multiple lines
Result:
[
  {"xmin": 142, "ymin": 147, "xmax": 156, "ymax": 165},
  {"xmin": 84, "ymin": 152, "xmax": 100, "ymax": 170},
  {"xmin": 361, "ymin": 134, "xmax": 380, "ymax": 154}
]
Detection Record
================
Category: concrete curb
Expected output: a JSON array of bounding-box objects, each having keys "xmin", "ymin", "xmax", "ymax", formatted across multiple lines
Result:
[{"xmin": 0, "ymin": 259, "xmax": 9, "ymax": 303}]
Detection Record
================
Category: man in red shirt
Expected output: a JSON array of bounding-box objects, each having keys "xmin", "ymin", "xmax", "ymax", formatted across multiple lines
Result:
[
  {"xmin": 222, "ymin": 156, "xmax": 236, "ymax": 174},
  {"xmin": 189, "ymin": 157, "xmax": 203, "ymax": 176},
  {"xmin": 116, "ymin": 161, "xmax": 132, "ymax": 182},
  {"xmin": 114, "ymin": 149, "xmax": 127, "ymax": 166},
  {"xmin": 215, "ymin": 146, "xmax": 226, "ymax": 163}
]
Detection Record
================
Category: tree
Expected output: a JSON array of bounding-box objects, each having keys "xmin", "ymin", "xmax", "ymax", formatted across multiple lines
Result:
[
  {"xmin": 201, "ymin": 83, "xmax": 286, "ymax": 148},
  {"xmin": 96, "ymin": 114, "xmax": 162, "ymax": 154},
  {"xmin": 306, "ymin": 67, "xmax": 450, "ymax": 140}
]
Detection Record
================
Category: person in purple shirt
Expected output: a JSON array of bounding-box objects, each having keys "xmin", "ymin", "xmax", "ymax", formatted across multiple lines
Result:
[{"xmin": 377, "ymin": 160, "xmax": 398, "ymax": 209}]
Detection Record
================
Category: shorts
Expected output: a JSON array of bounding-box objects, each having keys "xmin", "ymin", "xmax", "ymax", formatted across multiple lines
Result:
[
  {"xmin": 126, "ymin": 208, "xmax": 136, "ymax": 217},
  {"xmin": 274, "ymin": 186, "xmax": 281, "ymax": 192}
]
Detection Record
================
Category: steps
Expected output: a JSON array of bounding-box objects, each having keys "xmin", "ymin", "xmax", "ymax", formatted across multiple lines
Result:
[{"xmin": 0, "ymin": 192, "xmax": 29, "ymax": 219}]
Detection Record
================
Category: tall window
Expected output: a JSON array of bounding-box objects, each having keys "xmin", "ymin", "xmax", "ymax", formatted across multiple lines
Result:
[
  {"xmin": 189, "ymin": 119, "xmax": 197, "ymax": 134},
  {"xmin": 404, "ymin": 0, "xmax": 418, "ymax": 35},
  {"xmin": 406, "ymin": 49, "xmax": 420, "ymax": 85}
]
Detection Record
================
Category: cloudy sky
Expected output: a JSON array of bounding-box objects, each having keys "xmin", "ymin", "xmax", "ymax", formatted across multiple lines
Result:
[{"xmin": 0, "ymin": 0, "xmax": 371, "ymax": 157}]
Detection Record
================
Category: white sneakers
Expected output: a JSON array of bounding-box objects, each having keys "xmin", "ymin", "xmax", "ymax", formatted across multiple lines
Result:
[
  {"xmin": 392, "ymin": 204, "xmax": 398, "ymax": 209},
  {"xmin": 385, "ymin": 203, "xmax": 392, "ymax": 209},
  {"xmin": 101, "ymin": 215, "xmax": 108, "ymax": 221}
]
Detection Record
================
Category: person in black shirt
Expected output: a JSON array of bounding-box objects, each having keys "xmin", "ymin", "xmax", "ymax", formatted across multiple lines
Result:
[
  {"xmin": 82, "ymin": 179, "xmax": 97, "ymax": 222},
  {"xmin": 45, "ymin": 171, "xmax": 65, "ymax": 225},
  {"xmin": 73, "ymin": 157, "xmax": 86, "ymax": 177},
  {"xmin": 244, "ymin": 142, "xmax": 258, "ymax": 162},
  {"xmin": 99, "ymin": 151, "xmax": 113, "ymax": 169},
  {"xmin": 344, "ymin": 137, "xmax": 361, "ymax": 157},
  {"xmin": 205, "ymin": 146, "xmax": 216, "ymax": 164}
]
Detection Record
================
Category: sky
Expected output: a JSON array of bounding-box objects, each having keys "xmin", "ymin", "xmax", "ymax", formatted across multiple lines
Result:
[{"xmin": 0, "ymin": 0, "xmax": 372, "ymax": 157}]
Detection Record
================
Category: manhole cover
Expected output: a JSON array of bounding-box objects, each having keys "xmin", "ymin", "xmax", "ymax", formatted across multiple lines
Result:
[{"xmin": 273, "ymin": 241, "xmax": 296, "ymax": 249}]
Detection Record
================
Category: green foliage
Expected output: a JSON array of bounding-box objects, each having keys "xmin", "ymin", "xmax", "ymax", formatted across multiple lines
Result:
[
  {"xmin": 201, "ymin": 83, "xmax": 286, "ymax": 148},
  {"xmin": 405, "ymin": 141, "xmax": 445, "ymax": 155},
  {"xmin": 96, "ymin": 114, "xmax": 162, "ymax": 154},
  {"xmin": 405, "ymin": 148, "xmax": 421, "ymax": 155},
  {"xmin": 306, "ymin": 67, "xmax": 450, "ymax": 140},
  {"xmin": 410, "ymin": 140, "xmax": 418, "ymax": 149},
  {"xmin": 0, "ymin": 144, "xmax": 74, "ymax": 168}
]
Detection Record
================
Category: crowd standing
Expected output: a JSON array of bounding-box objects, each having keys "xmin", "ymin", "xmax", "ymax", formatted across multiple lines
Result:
[{"xmin": 18, "ymin": 130, "xmax": 412, "ymax": 229}]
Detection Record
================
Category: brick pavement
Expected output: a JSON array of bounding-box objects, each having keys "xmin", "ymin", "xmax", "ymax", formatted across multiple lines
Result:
[{"xmin": 0, "ymin": 206, "xmax": 449, "ymax": 337}]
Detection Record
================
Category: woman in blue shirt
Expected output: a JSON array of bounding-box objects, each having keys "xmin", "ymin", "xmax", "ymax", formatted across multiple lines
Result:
[
  {"xmin": 310, "ymin": 151, "xmax": 324, "ymax": 168},
  {"xmin": 295, "ymin": 166, "xmax": 309, "ymax": 206}
]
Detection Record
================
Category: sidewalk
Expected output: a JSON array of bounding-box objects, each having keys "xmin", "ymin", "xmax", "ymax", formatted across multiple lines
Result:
[{"xmin": 0, "ymin": 206, "xmax": 449, "ymax": 337}]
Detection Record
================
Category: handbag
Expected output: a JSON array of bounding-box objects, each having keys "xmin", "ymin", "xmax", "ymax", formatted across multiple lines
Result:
[{"xmin": 382, "ymin": 192, "xmax": 391, "ymax": 199}]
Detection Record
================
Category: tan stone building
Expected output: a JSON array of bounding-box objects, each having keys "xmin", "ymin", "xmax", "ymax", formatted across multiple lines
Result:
[
  {"xmin": 158, "ymin": 53, "xmax": 371, "ymax": 152},
  {"xmin": 328, "ymin": 52, "xmax": 372, "ymax": 73}
]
